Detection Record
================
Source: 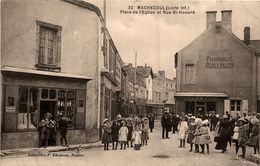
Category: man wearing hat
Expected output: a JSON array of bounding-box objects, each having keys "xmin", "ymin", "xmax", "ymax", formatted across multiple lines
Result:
[{"xmin": 161, "ymin": 111, "xmax": 171, "ymax": 139}]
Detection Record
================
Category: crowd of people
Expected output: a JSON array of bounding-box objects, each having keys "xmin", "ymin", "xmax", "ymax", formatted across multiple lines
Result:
[
  {"xmin": 101, "ymin": 113, "xmax": 155, "ymax": 151},
  {"xmin": 160, "ymin": 111, "xmax": 260, "ymax": 159}
]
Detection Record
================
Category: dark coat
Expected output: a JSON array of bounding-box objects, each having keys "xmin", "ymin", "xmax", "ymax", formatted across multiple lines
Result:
[
  {"xmin": 111, "ymin": 121, "xmax": 121, "ymax": 142},
  {"xmin": 148, "ymin": 116, "xmax": 155, "ymax": 129},
  {"xmin": 102, "ymin": 124, "xmax": 112, "ymax": 143},
  {"xmin": 161, "ymin": 114, "xmax": 171, "ymax": 131}
]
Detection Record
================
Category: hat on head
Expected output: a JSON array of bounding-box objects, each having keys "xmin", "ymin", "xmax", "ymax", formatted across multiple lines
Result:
[
  {"xmin": 195, "ymin": 118, "xmax": 202, "ymax": 125},
  {"xmin": 45, "ymin": 113, "xmax": 52, "ymax": 118},
  {"xmin": 103, "ymin": 118, "xmax": 109, "ymax": 124},
  {"xmin": 251, "ymin": 117, "xmax": 260, "ymax": 125},
  {"xmin": 238, "ymin": 118, "xmax": 246, "ymax": 124},
  {"xmin": 202, "ymin": 120, "xmax": 208, "ymax": 125},
  {"xmin": 190, "ymin": 116, "xmax": 196, "ymax": 120},
  {"xmin": 116, "ymin": 114, "xmax": 122, "ymax": 119}
]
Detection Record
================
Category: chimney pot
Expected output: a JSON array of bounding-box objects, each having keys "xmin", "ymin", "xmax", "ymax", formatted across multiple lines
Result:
[
  {"xmin": 244, "ymin": 27, "xmax": 250, "ymax": 45},
  {"xmin": 221, "ymin": 10, "xmax": 232, "ymax": 32},
  {"xmin": 206, "ymin": 11, "xmax": 217, "ymax": 29}
]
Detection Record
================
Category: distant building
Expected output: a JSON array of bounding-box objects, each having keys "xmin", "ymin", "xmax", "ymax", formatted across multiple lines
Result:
[
  {"xmin": 175, "ymin": 10, "xmax": 260, "ymax": 116},
  {"xmin": 123, "ymin": 64, "xmax": 147, "ymax": 118},
  {"xmin": 150, "ymin": 71, "xmax": 176, "ymax": 119}
]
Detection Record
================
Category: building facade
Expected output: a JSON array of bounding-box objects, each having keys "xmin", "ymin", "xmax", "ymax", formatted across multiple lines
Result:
[
  {"xmin": 1, "ymin": 0, "xmax": 102, "ymax": 150},
  {"xmin": 175, "ymin": 10, "xmax": 259, "ymax": 117},
  {"xmin": 151, "ymin": 71, "xmax": 176, "ymax": 119}
]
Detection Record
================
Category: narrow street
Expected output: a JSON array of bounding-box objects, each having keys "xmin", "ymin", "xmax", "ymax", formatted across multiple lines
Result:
[{"xmin": 1, "ymin": 121, "xmax": 257, "ymax": 166}]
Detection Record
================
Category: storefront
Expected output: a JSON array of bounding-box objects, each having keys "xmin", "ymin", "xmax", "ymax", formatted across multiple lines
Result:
[
  {"xmin": 146, "ymin": 102, "xmax": 165, "ymax": 119},
  {"xmin": 175, "ymin": 93, "xmax": 228, "ymax": 116},
  {"xmin": 1, "ymin": 68, "xmax": 91, "ymax": 150}
]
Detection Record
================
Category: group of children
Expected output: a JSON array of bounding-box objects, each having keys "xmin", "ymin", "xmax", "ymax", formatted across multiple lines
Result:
[
  {"xmin": 184, "ymin": 117, "xmax": 212, "ymax": 154},
  {"xmin": 102, "ymin": 115, "xmax": 150, "ymax": 151}
]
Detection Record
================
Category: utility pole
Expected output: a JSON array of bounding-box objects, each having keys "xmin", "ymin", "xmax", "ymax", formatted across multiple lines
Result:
[{"xmin": 134, "ymin": 53, "xmax": 137, "ymax": 118}]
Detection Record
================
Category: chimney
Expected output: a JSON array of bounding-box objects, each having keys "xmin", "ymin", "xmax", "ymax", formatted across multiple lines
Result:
[
  {"xmin": 221, "ymin": 10, "xmax": 232, "ymax": 32},
  {"xmin": 244, "ymin": 27, "xmax": 250, "ymax": 45},
  {"xmin": 206, "ymin": 11, "xmax": 217, "ymax": 29},
  {"xmin": 158, "ymin": 71, "xmax": 165, "ymax": 77}
]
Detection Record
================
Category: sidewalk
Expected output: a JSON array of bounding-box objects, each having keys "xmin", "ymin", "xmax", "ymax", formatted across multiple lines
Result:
[
  {"xmin": 0, "ymin": 141, "xmax": 102, "ymax": 158},
  {"xmin": 246, "ymin": 154, "xmax": 260, "ymax": 165}
]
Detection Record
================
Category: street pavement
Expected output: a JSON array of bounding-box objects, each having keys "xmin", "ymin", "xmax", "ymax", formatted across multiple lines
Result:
[{"xmin": 1, "ymin": 121, "xmax": 258, "ymax": 166}]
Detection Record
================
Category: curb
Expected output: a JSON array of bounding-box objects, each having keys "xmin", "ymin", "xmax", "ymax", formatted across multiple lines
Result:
[
  {"xmin": 246, "ymin": 154, "xmax": 260, "ymax": 165},
  {"xmin": 1, "ymin": 142, "xmax": 102, "ymax": 158}
]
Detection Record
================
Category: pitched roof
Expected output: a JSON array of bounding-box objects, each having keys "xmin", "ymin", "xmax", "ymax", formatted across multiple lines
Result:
[
  {"xmin": 178, "ymin": 22, "xmax": 254, "ymax": 55},
  {"xmin": 136, "ymin": 66, "xmax": 154, "ymax": 78},
  {"xmin": 247, "ymin": 40, "xmax": 260, "ymax": 54},
  {"xmin": 123, "ymin": 67, "xmax": 146, "ymax": 88}
]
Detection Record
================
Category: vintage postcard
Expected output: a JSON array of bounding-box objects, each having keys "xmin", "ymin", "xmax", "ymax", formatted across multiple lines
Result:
[{"xmin": 1, "ymin": 0, "xmax": 260, "ymax": 166}]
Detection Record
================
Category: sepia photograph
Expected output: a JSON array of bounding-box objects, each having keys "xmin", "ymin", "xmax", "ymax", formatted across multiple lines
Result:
[{"xmin": 0, "ymin": 0, "xmax": 260, "ymax": 166}]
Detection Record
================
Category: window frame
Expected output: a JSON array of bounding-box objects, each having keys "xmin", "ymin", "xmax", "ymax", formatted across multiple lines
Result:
[
  {"xmin": 35, "ymin": 20, "xmax": 62, "ymax": 71},
  {"xmin": 184, "ymin": 64, "xmax": 195, "ymax": 84},
  {"xmin": 230, "ymin": 100, "xmax": 241, "ymax": 112}
]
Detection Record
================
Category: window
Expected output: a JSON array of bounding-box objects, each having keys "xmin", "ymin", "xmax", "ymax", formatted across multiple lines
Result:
[
  {"xmin": 57, "ymin": 90, "xmax": 76, "ymax": 128},
  {"xmin": 36, "ymin": 21, "xmax": 61, "ymax": 69},
  {"xmin": 18, "ymin": 87, "xmax": 38, "ymax": 130},
  {"xmin": 184, "ymin": 64, "xmax": 195, "ymax": 83},
  {"xmin": 230, "ymin": 100, "xmax": 241, "ymax": 111}
]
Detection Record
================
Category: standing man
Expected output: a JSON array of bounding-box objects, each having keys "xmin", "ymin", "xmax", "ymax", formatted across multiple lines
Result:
[
  {"xmin": 171, "ymin": 113, "xmax": 178, "ymax": 134},
  {"xmin": 148, "ymin": 113, "xmax": 155, "ymax": 133},
  {"xmin": 161, "ymin": 111, "xmax": 171, "ymax": 139}
]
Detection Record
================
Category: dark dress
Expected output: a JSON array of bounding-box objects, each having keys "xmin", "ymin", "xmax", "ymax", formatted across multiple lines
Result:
[
  {"xmin": 187, "ymin": 123, "xmax": 197, "ymax": 144},
  {"xmin": 127, "ymin": 125, "xmax": 133, "ymax": 141},
  {"xmin": 111, "ymin": 121, "xmax": 121, "ymax": 142},
  {"xmin": 215, "ymin": 119, "xmax": 232, "ymax": 151},
  {"xmin": 102, "ymin": 124, "xmax": 112, "ymax": 144}
]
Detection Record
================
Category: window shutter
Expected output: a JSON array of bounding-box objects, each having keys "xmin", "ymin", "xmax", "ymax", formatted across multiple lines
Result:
[
  {"xmin": 224, "ymin": 100, "xmax": 230, "ymax": 114},
  {"xmin": 55, "ymin": 30, "xmax": 61, "ymax": 66},
  {"xmin": 4, "ymin": 85, "xmax": 18, "ymax": 132},
  {"xmin": 242, "ymin": 100, "xmax": 248, "ymax": 114},
  {"xmin": 75, "ymin": 89, "xmax": 86, "ymax": 129}
]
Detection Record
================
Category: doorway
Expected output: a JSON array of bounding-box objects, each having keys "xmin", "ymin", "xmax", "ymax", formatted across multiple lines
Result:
[{"xmin": 40, "ymin": 101, "xmax": 56, "ymax": 120}]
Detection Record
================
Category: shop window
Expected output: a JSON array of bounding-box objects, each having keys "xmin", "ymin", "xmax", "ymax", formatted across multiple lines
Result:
[
  {"xmin": 36, "ymin": 21, "xmax": 61, "ymax": 70},
  {"xmin": 18, "ymin": 87, "xmax": 37, "ymax": 130},
  {"xmin": 184, "ymin": 64, "xmax": 195, "ymax": 83},
  {"xmin": 41, "ymin": 89, "xmax": 48, "ymax": 99},
  {"xmin": 57, "ymin": 90, "xmax": 76, "ymax": 128},
  {"xmin": 231, "ymin": 100, "xmax": 241, "ymax": 111},
  {"xmin": 49, "ymin": 90, "xmax": 56, "ymax": 99}
]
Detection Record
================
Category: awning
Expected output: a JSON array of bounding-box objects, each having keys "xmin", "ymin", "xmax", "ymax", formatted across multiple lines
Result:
[
  {"xmin": 174, "ymin": 92, "xmax": 228, "ymax": 98},
  {"xmin": 146, "ymin": 101, "xmax": 165, "ymax": 107},
  {"xmin": 1, "ymin": 66, "xmax": 93, "ymax": 80}
]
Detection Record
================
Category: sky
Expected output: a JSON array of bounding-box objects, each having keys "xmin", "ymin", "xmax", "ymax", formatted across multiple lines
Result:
[{"xmin": 86, "ymin": 0, "xmax": 260, "ymax": 79}]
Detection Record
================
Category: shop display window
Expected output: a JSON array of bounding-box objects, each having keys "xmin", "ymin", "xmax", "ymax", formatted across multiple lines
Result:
[{"xmin": 18, "ymin": 87, "xmax": 37, "ymax": 130}]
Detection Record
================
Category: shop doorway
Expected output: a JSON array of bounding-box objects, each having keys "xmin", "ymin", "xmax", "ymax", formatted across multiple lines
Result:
[{"xmin": 40, "ymin": 101, "xmax": 56, "ymax": 120}]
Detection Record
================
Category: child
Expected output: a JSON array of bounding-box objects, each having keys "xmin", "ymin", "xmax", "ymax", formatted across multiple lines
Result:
[
  {"xmin": 249, "ymin": 118, "xmax": 259, "ymax": 154},
  {"xmin": 127, "ymin": 118, "xmax": 134, "ymax": 148},
  {"xmin": 187, "ymin": 116, "xmax": 196, "ymax": 152},
  {"xmin": 142, "ymin": 117, "xmax": 149, "ymax": 146},
  {"xmin": 59, "ymin": 114, "xmax": 69, "ymax": 147},
  {"xmin": 232, "ymin": 121, "xmax": 240, "ymax": 158},
  {"xmin": 178, "ymin": 116, "xmax": 188, "ymax": 148},
  {"xmin": 102, "ymin": 119, "xmax": 112, "ymax": 151},
  {"xmin": 132, "ymin": 126, "xmax": 142, "ymax": 150},
  {"xmin": 199, "ymin": 120, "xmax": 211, "ymax": 154},
  {"xmin": 237, "ymin": 118, "xmax": 249, "ymax": 158},
  {"xmin": 193, "ymin": 118, "xmax": 202, "ymax": 153},
  {"xmin": 111, "ymin": 120, "xmax": 120, "ymax": 150},
  {"xmin": 118, "ymin": 121, "xmax": 128, "ymax": 150}
]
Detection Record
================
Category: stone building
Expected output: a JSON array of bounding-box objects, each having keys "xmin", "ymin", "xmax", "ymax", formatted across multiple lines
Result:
[
  {"xmin": 175, "ymin": 10, "xmax": 260, "ymax": 116},
  {"xmin": 1, "ymin": 0, "xmax": 103, "ymax": 149},
  {"xmin": 151, "ymin": 71, "xmax": 176, "ymax": 119}
]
